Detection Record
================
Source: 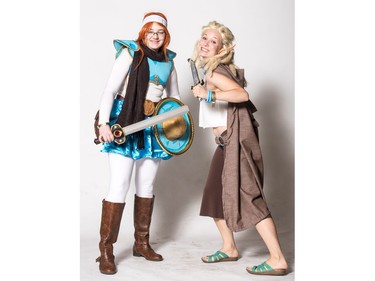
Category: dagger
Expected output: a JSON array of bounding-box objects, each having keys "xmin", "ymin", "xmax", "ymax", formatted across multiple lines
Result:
[
  {"xmin": 94, "ymin": 105, "xmax": 189, "ymax": 145},
  {"xmin": 188, "ymin": 58, "xmax": 204, "ymax": 101},
  {"xmin": 188, "ymin": 58, "xmax": 204, "ymax": 90}
]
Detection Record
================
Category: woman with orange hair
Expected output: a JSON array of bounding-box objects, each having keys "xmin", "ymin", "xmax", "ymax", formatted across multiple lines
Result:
[{"xmin": 95, "ymin": 12, "xmax": 180, "ymax": 274}]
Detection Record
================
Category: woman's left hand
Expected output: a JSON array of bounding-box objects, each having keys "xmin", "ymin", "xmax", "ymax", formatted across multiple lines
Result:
[{"xmin": 192, "ymin": 85, "xmax": 207, "ymax": 100}]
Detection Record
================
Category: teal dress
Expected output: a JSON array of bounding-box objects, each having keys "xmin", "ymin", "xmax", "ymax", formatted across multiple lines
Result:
[{"xmin": 101, "ymin": 40, "xmax": 176, "ymax": 160}]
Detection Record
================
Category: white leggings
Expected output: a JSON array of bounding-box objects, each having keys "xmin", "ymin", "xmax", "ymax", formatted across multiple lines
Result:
[{"xmin": 105, "ymin": 153, "xmax": 161, "ymax": 203}]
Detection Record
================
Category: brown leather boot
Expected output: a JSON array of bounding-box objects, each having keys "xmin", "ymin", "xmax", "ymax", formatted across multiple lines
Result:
[
  {"xmin": 96, "ymin": 200, "xmax": 125, "ymax": 274},
  {"xmin": 133, "ymin": 195, "xmax": 163, "ymax": 261}
]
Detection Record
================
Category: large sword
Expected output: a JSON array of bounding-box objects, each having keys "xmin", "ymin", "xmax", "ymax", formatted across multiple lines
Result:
[{"xmin": 94, "ymin": 105, "xmax": 189, "ymax": 145}]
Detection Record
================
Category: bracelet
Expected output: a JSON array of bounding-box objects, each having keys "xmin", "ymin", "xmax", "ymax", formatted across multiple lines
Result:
[
  {"xmin": 206, "ymin": 90, "xmax": 212, "ymax": 103},
  {"xmin": 205, "ymin": 90, "xmax": 216, "ymax": 103},
  {"xmin": 97, "ymin": 122, "xmax": 109, "ymax": 129}
]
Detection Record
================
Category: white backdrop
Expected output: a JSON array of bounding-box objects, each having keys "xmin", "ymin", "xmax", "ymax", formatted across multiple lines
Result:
[
  {"xmin": 80, "ymin": 0, "xmax": 294, "ymax": 258},
  {"xmin": 3, "ymin": 1, "xmax": 375, "ymax": 281}
]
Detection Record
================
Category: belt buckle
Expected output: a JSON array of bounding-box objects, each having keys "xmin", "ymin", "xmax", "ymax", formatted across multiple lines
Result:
[{"xmin": 216, "ymin": 136, "xmax": 225, "ymax": 147}]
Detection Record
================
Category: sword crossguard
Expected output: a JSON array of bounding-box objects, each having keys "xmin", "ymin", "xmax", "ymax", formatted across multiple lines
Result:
[
  {"xmin": 190, "ymin": 80, "xmax": 204, "ymax": 90},
  {"xmin": 111, "ymin": 123, "xmax": 126, "ymax": 144}
]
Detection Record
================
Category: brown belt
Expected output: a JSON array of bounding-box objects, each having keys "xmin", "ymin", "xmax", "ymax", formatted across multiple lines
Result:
[{"xmin": 115, "ymin": 95, "xmax": 157, "ymax": 116}]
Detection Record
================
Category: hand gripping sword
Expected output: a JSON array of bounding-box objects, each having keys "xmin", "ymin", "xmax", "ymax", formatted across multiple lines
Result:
[{"xmin": 94, "ymin": 105, "xmax": 189, "ymax": 145}]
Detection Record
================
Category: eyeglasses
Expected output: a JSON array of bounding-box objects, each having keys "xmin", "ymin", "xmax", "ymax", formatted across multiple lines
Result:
[{"xmin": 146, "ymin": 30, "xmax": 166, "ymax": 38}]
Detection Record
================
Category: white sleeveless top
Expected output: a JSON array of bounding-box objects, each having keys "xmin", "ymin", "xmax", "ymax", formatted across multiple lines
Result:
[{"xmin": 199, "ymin": 100, "xmax": 228, "ymax": 128}]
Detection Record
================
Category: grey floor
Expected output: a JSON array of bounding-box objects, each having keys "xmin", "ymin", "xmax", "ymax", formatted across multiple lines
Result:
[
  {"xmin": 81, "ymin": 147, "xmax": 295, "ymax": 281},
  {"xmin": 81, "ymin": 228, "xmax": 294, "ymax": 281}
]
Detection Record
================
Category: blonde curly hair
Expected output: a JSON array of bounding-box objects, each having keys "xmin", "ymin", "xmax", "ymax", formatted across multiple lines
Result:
[{"xmin": 191, "ymin": 21, "xmax": 237, "ymax": 76}]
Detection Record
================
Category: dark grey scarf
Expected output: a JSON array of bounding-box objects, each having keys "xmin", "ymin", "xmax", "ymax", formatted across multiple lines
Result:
[{"xmin": 116, "ymin": 42, "xmax": 166, "ymax": 148}]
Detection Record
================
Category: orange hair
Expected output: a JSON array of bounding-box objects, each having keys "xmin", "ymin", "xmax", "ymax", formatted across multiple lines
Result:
[{"xmin": 135, "ymin": 12, "xmax": 171, "ymax": 67}]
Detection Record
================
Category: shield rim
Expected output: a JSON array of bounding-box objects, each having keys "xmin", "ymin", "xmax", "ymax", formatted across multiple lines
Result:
[{"xmin": 153, "ymin": 97, "xmax": 194, "ymax": 156}]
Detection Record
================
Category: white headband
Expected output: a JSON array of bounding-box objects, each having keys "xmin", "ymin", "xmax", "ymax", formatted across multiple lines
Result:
[{"xmin": 142, "ymin": 15, "xmax": 167, "ymax": 28}]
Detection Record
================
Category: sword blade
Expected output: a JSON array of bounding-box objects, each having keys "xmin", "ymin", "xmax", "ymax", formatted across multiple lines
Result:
[
  {"xmin": 123, "ymin": 105, "xmax": 189, "ymax": 135},
  {"xmin": 188, "ymin": 58, "xmax": 201, "ymax": 86},
  {"xmin": 188, "ymin": 58, "xmax": 204, "ymax": 101}
]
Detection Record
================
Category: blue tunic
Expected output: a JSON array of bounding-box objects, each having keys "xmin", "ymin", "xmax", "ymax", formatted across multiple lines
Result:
[{"xmin": 101, "ymin": 40, "xmax": 176, "ymax": 160}]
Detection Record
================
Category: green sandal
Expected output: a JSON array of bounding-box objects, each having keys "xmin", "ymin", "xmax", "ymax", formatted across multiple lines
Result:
[
  {"xmin": 246, "ymin": 261, "xmax": 287, "ymax": 276},
  {"xmin": 201, "ymin": 250, "xmax": 239, "ymax": 263}
]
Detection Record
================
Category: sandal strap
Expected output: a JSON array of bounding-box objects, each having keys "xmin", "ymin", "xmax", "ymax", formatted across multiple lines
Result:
[
  {"xmin": 252, "ymin": 262, "xmax": 273, "ymax": 272},
  {"xmin": 207, "ymin": 250, "xmax": 229, "ymax": 262}
]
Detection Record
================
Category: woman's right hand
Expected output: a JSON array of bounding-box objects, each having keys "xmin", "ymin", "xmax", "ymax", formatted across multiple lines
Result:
[
  {"xmin": 192, "ymin": 84, "xmax": 207, "ymax": 100},
  {"xmin": 99, "ymin": 124, "xmax": 114, "ymax": 143}
]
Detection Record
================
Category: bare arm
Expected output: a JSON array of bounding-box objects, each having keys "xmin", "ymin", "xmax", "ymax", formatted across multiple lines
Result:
[{"xmin": 192, "ymin": 72, "xmax": 249, "ymax": 103}]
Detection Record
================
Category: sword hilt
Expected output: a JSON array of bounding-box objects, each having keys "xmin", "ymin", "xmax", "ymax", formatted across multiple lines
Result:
[
  {"xmin": 190, "ymin": 80, "xmax": 204, "ymax": 90},
  {"xmin": 111, "ymin": 123, "xmax": 126, "ymax": 144},
  {"xmin": 93, "ymin": 123, "xmax": 126, "ymax": 145},
  {"xmin": 191, "ymin": 81, "xmax": 205, "ymax": 101}
]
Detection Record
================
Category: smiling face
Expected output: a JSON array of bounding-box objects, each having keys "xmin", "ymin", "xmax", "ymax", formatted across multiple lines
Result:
[
  {"xmin": 144, "ymin": 22, "xmax": 166, "ymax": 51},
  {"xmin": 198, "ymin": 29, "xmax": 223, "ymax": 59}
]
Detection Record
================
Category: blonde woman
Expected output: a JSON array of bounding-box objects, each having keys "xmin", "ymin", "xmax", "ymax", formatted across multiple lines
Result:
[{"xmin": 191, "ymin": 21, "xmax": 288, "ymax": 276}]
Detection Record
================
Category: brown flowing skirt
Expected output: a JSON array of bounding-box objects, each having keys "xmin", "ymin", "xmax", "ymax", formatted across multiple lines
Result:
[
  {"xmin": 199, "ymin": 145, "xmax": 225, "ymax": 219},
  {"xmin": 199, "ymin": 139, "xmax": 272, "ymax": 224}
]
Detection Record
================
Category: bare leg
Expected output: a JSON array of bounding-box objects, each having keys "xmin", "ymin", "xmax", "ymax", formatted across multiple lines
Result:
[
  {"xmin": 251, "ymin": 217, "xmax": 288, "ymax": 270},
  {"xmin": 202, "ymin": 218, "xmax": 239, "ymax": 261}
]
